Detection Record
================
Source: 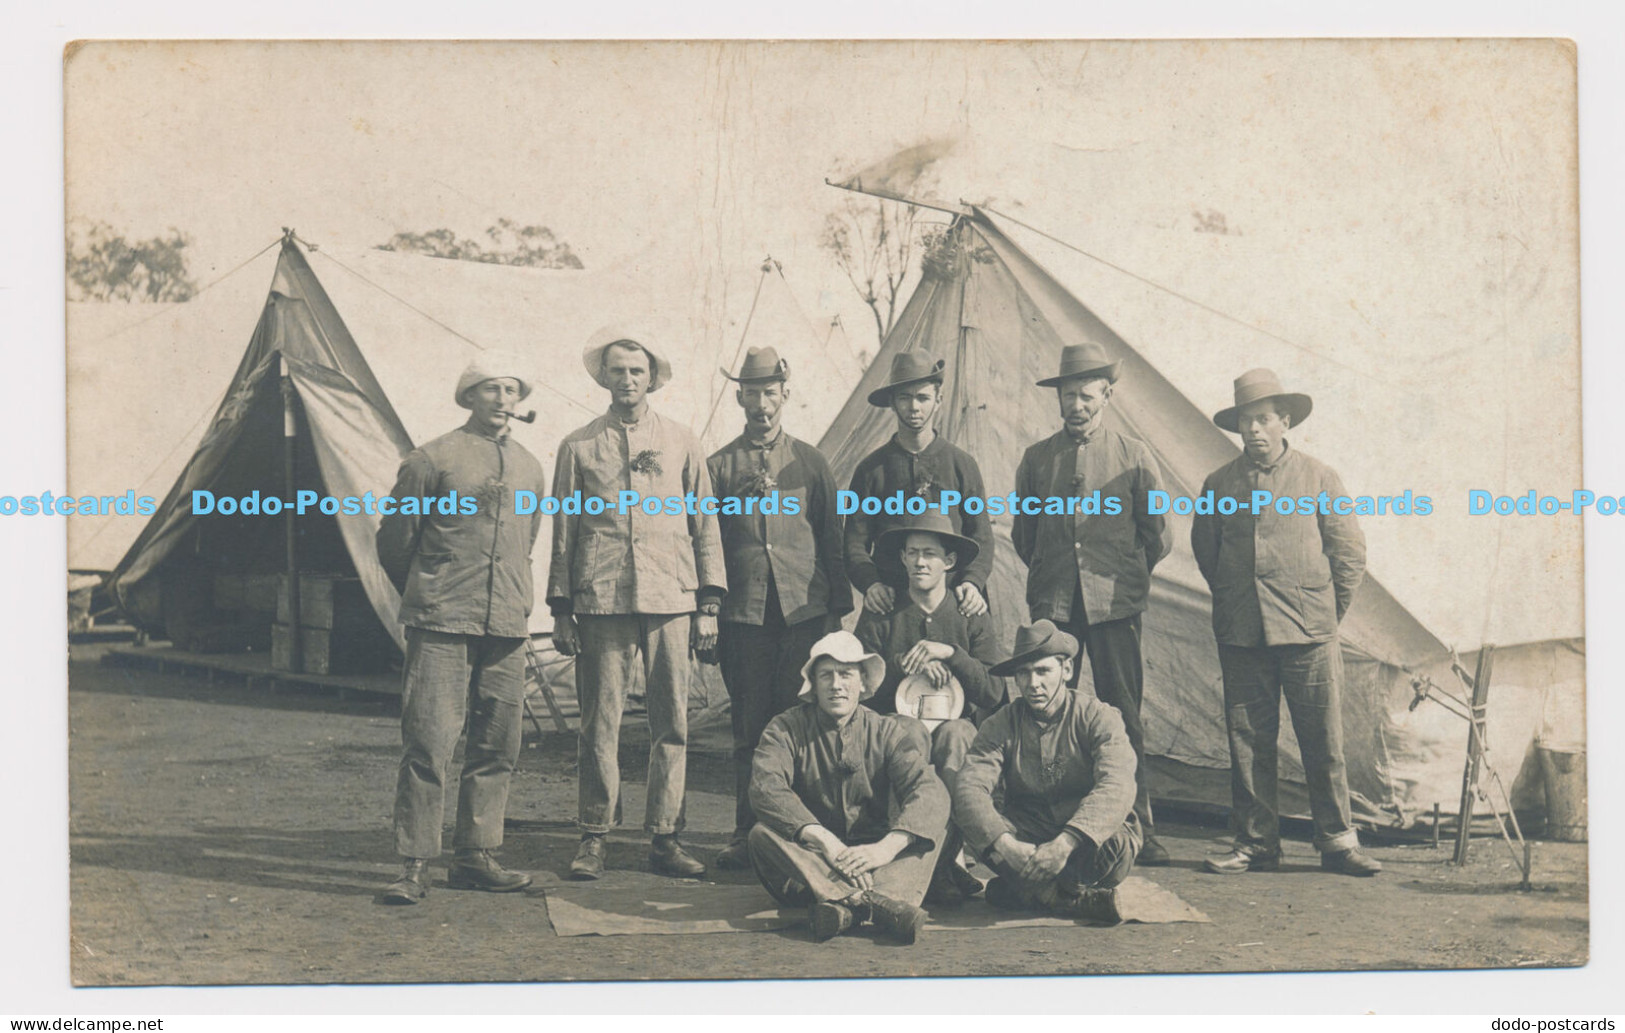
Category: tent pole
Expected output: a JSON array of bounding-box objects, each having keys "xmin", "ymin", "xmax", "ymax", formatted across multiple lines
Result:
[
  {"xmin": 281, "ymin": 354, "xmax": 303, "ymax": 673},
  {"xmin": 1452, "ymin": 644, "xmax": 1496, "ymax": 864}
]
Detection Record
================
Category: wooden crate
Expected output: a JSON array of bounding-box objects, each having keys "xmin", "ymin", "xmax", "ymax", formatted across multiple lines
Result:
[
  {"xmin": 277, "ymin": 574, "xmax": 372, "ymax": 631},
  {"xmin": 271, "ymin": 621, "xmax": 395, "ymax": 675}
]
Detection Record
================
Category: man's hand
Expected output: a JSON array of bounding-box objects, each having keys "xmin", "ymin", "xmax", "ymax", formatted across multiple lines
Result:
[
  {"xmin": 899, "ymin": 639, "xmax": 954, "ymax": 675},
  {"xmin": 800, "ymin": 825, "xmax": 868, "ymax": 885},
  {"xmin": 552, "ymin": 616, "xmax": 579, "ymax": 657},
  {"xmin": 692, "ymin": 613, "xmax": 719, "ymax": 664},
  {"xmin": 955, "ymin": 583, "xmax": 988, "ymax": 617},
  {"xmin": 992, "ymin": 833, "xmax": 1036, "ymax": 871},
  {"xmin": 863, "ymin": 583, "xmax": 896, "ymax": 615},
  {"xmin": 1018, "ymin": 834, "xmax": 1077, "ymax": 884}
]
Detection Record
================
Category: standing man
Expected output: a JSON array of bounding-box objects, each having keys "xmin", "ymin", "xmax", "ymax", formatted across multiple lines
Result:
[
  {"xmin": 952, "ymin": 621, "xmax": 1140, "ymax": 924},
  {"xmin": 1011, "ymin": 342, "xmax": 1173, "ymax": 866},
  {"xmin": 844, "ymin": 352, "xmax": 994, "ymax": 620},
  {"xmin": 747, "ymin": 631, "xmax": 949, "ymax": 945},
  {"xmin": 376, "ymin": 352, "xmax": 547, "ymax": 904},
  {"xmin": 549, "ymin": 326, "xmax": 726, "ymax": 880},
  {"xmin": 707, "ymin": 346, "xmax": 852, "ymax": 870},
  {"xmin": 1191, "ymin": 369, "xmax": 1381, "ymax": 877}
]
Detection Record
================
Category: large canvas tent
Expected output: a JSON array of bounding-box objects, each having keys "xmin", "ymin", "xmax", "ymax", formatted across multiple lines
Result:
[
  {"xmin": 72, "ymin": 232, "xmax": 855, "ymax": 646},
  {"xmin": 818, "ymin": 206, "xmax": 1578, "ymax": 830}
]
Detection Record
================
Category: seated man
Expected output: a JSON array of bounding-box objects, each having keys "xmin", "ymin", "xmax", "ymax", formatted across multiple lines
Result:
[
  {"xmin": 854, "ymin": 510, "xmax": 1003, "ymax": 900},
  {"xmin": 747, "ymin": 630, "xmax": 950, "ymax": 945},
  {"xmin": 952, "ymin": 620, "xmax": 1142, "ymax": 924}
]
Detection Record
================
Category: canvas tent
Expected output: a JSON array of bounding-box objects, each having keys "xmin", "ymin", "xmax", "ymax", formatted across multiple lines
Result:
[
  {"xmin": 72, "ymin": 231, "xmax": 854, "ymax": 648},
  {"xmin": 818, "ymin": 206, "xmax": 1576, "ymax": 830}
]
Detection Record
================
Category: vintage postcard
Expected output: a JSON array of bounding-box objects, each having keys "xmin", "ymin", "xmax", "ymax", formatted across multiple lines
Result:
[{"xmin": 62, "ymin": 39, "xmax": 1584, "ymax": 987}]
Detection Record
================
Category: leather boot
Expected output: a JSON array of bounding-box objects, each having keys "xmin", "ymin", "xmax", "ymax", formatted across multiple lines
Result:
[
  {"xmin": 570, "ymin": 834, "xmax": 606, "ymax": 880},
  {"xmin": 1054, "ymin": 885, "xmax": 1123, "ymax": 925},
  {"xmin": 448, "ymin": 849, "xmax": 533, "ymax": 892},
  {"xmin": 381, "ymin": 858, "xmax": 429, "ymax": 905},
  {"xmin": 649, "ymin": 834, "xmax": 707, "ymax": 878},
  {"xmin": 1320, "ymin": 848, "xmax": 1383, "ymax": 876},
  {"xmin": 1137, "ymin": 835, "xmax": 1172, "ymax": 867},
  {"xmin": 860, "ymin": 890, "xmax": 927, "ymax": 945},
  {"xmin": 809, "ymin": 900, "xmax": 855, "ymax": 942},
  {"xmin": 714, "ymin": 837, "xmax": 752, "ymax": 871}
]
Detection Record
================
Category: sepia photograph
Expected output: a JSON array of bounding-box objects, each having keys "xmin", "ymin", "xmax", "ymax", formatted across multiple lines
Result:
[{"xmin": 57, "ymin": 37, "xmax": 1587, "ymax": 990}]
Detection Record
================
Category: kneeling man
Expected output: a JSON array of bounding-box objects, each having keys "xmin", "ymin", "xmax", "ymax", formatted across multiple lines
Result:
[
  {"xmin": 747, "ymin": 631, "xmax": 950, "ymax": 944},
  {"xmin": 953, "ymin": 621, "xmax": 1141, "ymax": 924}
]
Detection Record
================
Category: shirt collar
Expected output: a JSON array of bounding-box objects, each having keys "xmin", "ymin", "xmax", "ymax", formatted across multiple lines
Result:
[
  {"xmin": 1245, "ymin": 439, "xmax": 1292, "ymax": 474},
  {"xmin": 890, "ymin": 433, "xmax": 943, "ymax": 458},
  {"xmin": 1063, "ymin": 420, "xmax": 1103, "ymax": 447},
  {"xmin": 460, "ymin": 418, "xmax": 510, "ymax": 442},
  {"xmin": 1022, "ymin": 690, "xmax": 1073, "ymax": 728}
]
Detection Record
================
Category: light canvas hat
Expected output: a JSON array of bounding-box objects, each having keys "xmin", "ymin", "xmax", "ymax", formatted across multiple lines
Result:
[
  {"xmin": 988, "ymin": 620, "xmax": 1080, "ymax": 678},
  {"xmin": 798, "ymin": 630, "xmax": 886, "ymax": 702},
  {"xmin": 1211, "ymin": 368, "xmax": 1313, "ymax": 433},
  {"xmin": 722, "ymin": 346, "xmax": 790, "ymax": 384},
  {"xmin": 454, "ymin": 351, "xmax": 534, "ymax": 408},
  {"xmin": 866, "ymin": 351, "xmax": 947, "ymax": 407},
  {"xmin": 583, "ymin": 325, "xmax": 674, "ymax": 392},
  {"xmin": 895, "ymin": 672, "xmax": 965, "ymax": 731},
  {"xmin": 1036, "ymin": 342, "xmax": 1121, "ymax": 388}
]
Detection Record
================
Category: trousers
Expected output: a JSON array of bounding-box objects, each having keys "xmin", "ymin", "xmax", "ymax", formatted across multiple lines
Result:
[
  {"xmin": 747, "ymin": 824, "xmax": 945, "ymax": 909},
  {"xmin": 393, "ymin": 629, "xmax": 527, "ymax": 859},
  {"xmin": 575, "ymin": 613, "xmax": 692, "ymax": 835},
  {"xmin": 983, "ymin": 816, "xmax": 1141, "ymax": 898},
  {"xmin": 1058, "ymin": 585, "xmax": 1154, "ymax": 833},
  {"xmin": 1218, "ymin": 639, "xmax": 1360, "ymax": 854},
  {"xmin": 717, "ymin": 595, "xmax": 826, "ymax": 837}
]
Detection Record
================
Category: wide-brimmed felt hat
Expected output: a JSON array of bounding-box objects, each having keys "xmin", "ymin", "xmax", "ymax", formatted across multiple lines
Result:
[
  {"xmin": 798, "ymin": 630, "xmax": 886, "ymax": 702},
  {"xmin": 895, "ymin": 672, "xmax": 965, "ymax": 731},
  {"xmin": 1036, "ymin": 342, "xmax": 1121, "ymax": 388},
  {"xmin": 1212, "ymin": 368, "xmax": 1312, "ymax": 433},
  {"xmin": 988, "ymin": 619, "xmax": 1080, "ymax": 678},
  {"xmin": 866, "ymin": 351, "xmax": 947, "ymax": 408},
  {"xmin": 722, "ymin": 346, "xmax": 789, "ymax": 384},
  {"xmin": 583, "ymin": 325, "xmax": 674, "ymax": 393},
  {"xmin": 454, "ymin": 351, "xmax": 534, "ymax": 408},
  {"xmin": 874, "ymin": 510, "xmax": 979, "ymax": 572}
]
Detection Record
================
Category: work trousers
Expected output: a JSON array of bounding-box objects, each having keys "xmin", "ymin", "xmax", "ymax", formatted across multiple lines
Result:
[
  {"xmin": 1218, "ymin": 639, "xmax": 1360, "ymax": 854},
  {"xmin": 393, "ymin": 629, "xmax": 527, "ymax": 859},
  {"xmin": 984, "ymin": 814, "xmax": 1141, "ymax": 901},
  {"xmin": 927, "ymin": 718, "xmax": 978, "ymax": 877},
  {"xmin": 575, "ymin": 613, "xmax": 692, "ymax": 835},
  {"xmin": 747, "ymin": 823, "xmax": 945, "ymax": 910},
  {"xmin": 1058, "ymin": 585, "xmax": 1154, "ymax": 833},
  {"xmin": 717, "ymin": 596, "xmax": 826, "ymax": 838}
]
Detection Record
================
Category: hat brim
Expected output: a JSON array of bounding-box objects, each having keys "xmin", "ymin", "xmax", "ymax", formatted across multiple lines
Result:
[
  {"xmin": 584, "ymin": 340, "xmax": 673, "ymax": 393},
  {"xmin": 455, "ymin": 375, "xmax": 534, "ymax": 409},
  {"xmin": 895, "ymin": 673, "xmax": 965, "ymax": 730},
  {"xmin": 874, "ymin": 526, "xmax": 980, "ymax": 572},
  {"xmin": 989, "ymin": 640, "xmax": 1080, "ymax": 678},
  {"xmin": 720, "ymin": 367, "xmax": 788, "ymax": 384},
  {"xmin": 1036, "ymin": 360, "xmax": 1121, "ymax": 388},
  {"xmin": 1212, "ymin": 393, "xmax": 1313, "ymax": 434},
  {"xmin": 866, "ymin": 358, "xmax": 947, "ymax": 408},
  {"xmin": 798, "ymin": 652, "xmax": 886, "ymax": 702}
]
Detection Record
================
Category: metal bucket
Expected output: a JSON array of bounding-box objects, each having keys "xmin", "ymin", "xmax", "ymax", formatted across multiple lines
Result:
[{"xmin": 1536, "ymin": 742, "xmax": 1587, "ymax": 842}]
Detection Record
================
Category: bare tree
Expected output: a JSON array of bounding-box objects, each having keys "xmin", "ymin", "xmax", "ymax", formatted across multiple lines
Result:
[
  {"xmin": 819, "ymin": 197, "xmax": 919, "ymax": 346},
  {"xmin": 67, "ymin": 221, "xmax": 198, "ymax": 302}
]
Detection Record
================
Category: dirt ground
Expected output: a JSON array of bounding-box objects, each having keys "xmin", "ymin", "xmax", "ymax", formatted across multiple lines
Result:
[{"xmin": 66, "ymin": 643, "xmax": 1588, "ymax": 987}]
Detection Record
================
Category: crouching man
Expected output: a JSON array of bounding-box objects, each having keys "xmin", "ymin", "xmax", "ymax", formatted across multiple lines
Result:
[
  {"xmin": 746, "ymin": 631, "xmax": 950, "ymax": 945},
  {"xmin": 953, "ymin": 620, "xmax": 1141, "ymax": 924}
]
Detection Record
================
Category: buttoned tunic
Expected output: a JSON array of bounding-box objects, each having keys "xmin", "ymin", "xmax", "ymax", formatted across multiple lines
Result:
[
  {"xmin": 547, "ymin": 408, "xmax": 726, "ymax": 616},
  {"xmin": 1011, "ymin": 427, "xmax": 1170, "ymax": 625},
  {"xmin": 706, "ymin": 430, "xmax": 851, "ymax": 626},
  {"xmin": 1190, "ymin": 443, "xmax": 1366, "ymax": 646},
  {"xmin": 750, "ymin": 703, "xmax": 949, "ymax": 849},
  {"xmin": 953, "ymin": 690, "xmax": 1139, "ymax": 852},
  {"xmin": 843, "ymin": 436, "xmax": 994, "ymax": 595},
  {"xmin": 853, "ymin": 596, "xmax": 1004, "ymax": 717},
  {"xmin": 376, "ymin": 424, "xmax": 547, "ymax": 638}
]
